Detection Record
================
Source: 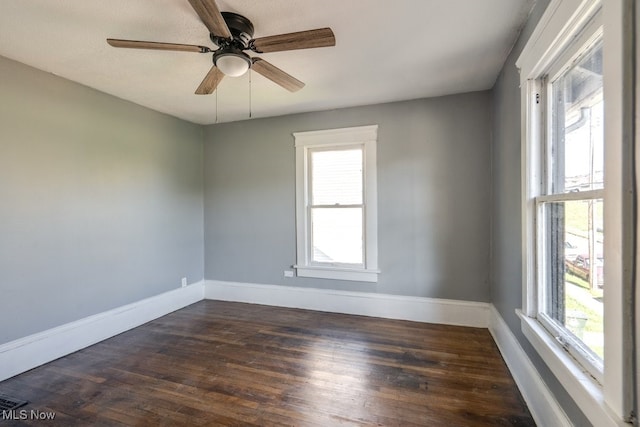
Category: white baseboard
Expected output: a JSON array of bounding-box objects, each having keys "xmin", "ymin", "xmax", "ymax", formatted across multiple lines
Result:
[
  {"xmin": 0, "ymin": 282, "xmax": 205, "ymax": 382},
  {"xmin": 488, "ymin": 305, "xmax": 571, "ymax": 427},
  {"xmin": 204, "ymin": 280, "xmax": 489, "ymax": 328}
]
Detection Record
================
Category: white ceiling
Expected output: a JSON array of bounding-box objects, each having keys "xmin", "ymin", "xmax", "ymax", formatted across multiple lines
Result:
[{"xmin": 0, "ymin": 0, "xmax": 533, "ymax": 125}]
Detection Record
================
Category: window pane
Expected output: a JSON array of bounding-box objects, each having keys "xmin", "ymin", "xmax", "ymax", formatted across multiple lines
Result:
[
  {"xmin": 311, "ymin": 148, "xmax": 363, "ymax": 205},
  {"xmin": 551, "ymin": 42, "xmax": 603, "ymax": 193},
  {"xmin": 311, "ymin": 207, "xmax": 363, "ymax": 265},
  {"xmin": 541, "ymin": 199, "xmax": 604, "ymax": 360}
]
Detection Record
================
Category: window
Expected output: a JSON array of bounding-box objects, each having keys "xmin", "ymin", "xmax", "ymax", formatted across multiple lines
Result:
[
  {"xmin": 309, "ymin": 147, "xmax": 364, "ymax": 265},
  {"xmin": 294, "ymin": 125, "xmax": 379, "ymax": 282},
  {"xmin": 517, "ymin": 0, "xmax": 634, "ymax": 424}
]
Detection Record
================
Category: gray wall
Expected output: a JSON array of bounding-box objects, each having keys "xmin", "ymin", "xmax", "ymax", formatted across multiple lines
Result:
[
  {"xmin": 204, "ymin": 93, "xmax": 492, "ymax": 301},
  {"xmin": 0, "ymin": 56, "xmax": 204, "ymax": 345},
  {"xmin": 636, "ymin": 0, "xmax": 640, "ymax": 417},
  {"xmin": 490, "ymin": 0, "xmax": 591, "ymax": 424}
]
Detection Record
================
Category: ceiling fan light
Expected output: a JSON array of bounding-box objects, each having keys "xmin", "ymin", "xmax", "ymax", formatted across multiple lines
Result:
[{"xmin": 214, "ymin": 52, "xmax": 251, "ymax": 77}]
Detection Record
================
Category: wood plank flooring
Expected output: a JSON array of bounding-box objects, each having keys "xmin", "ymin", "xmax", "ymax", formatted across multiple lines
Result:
[{"xmin": 0, "ymin": 301, "xmax": 535, "ymax": 426}]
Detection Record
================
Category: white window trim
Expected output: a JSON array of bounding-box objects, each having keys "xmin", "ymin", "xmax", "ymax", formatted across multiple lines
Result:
[
  {"xmin": 293, "ymin": 125, "xmax": 379, "ymax": 282},
  {"xmin": 517, "ymin": 0, "xmax": 633, "ymax": 424}
]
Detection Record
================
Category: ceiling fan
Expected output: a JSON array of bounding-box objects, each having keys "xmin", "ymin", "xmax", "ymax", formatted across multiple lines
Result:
[{"xmin": 106, "ymin": 0, "xmax": 335, "ymax": 95}]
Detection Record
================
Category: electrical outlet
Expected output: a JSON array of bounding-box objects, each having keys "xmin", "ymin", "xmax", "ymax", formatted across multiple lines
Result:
[
  {"xmin": 283, "ymin": 270, "xmax": 294, "ymax": 278},
  {"xmin": 181, "ymin": 277, "xmax": 188, "ymax": 287}
]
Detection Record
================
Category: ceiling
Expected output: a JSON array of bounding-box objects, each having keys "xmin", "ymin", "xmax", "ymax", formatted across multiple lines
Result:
[{"xmin": 0, "ymin": 0, "xmax": 533, "ymax": 125}]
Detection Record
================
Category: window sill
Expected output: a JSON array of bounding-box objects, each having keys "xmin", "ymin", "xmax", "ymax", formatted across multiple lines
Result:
[
  {"xmin": 516, "ymin": 310, "xmax": 625, "ymax": 426},
  {"xmin": 294, "ymin": 265, "xmax": 379, "ymax": 283}
]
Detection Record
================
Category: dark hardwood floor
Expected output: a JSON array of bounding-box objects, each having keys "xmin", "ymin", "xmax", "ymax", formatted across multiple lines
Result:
[{"xmin": 0, "ymin": 301, "xmax": 535, "ymax": 426}]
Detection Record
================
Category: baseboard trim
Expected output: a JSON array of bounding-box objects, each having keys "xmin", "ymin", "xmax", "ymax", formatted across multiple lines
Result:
[
  {"xmin": 0, "ymin": 282, "xmax": 205, "ymax": 382},
  {"xmin": 204, "ymin": 280, "xmax": 489, "ymax": 328},
  {"xmin": 488, "ymin": 305, "xmax": 571, "ymax": 427}
]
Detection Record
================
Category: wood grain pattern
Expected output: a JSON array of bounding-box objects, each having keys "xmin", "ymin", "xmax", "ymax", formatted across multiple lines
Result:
[
  {"xmin": 252, "ymin": 28, "xmax": 336, "ymax": 53},
  {"xmin": 187, "ymin": 0, "xmax": 231, "ymax": 39},
  {"xmin": 0, "ymin": 301, "xmax": 535, "ymax": 426},
  {"xmin": 106, "ymin": 39, "xmax": 209, "ymax": 53},
  {"xmin": 195, "ymin": 65, "xmax": 224, "ymax": 95},
  {"xmin": 252, "ymin": 58, "xmax": 305, "ymax": 92}
]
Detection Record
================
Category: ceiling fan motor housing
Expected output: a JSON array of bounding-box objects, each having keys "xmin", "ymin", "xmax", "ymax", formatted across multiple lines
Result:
[{"xmin": 210, "ymin": 12, "xmax": 254, "ymax": 49}]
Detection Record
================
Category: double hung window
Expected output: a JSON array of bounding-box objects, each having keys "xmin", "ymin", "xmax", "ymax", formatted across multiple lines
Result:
[
  {"xmin": 294, "ymin": 125, "xmax": 379, "ymax": 282},
  {"xmin": 308, "ymin": 146, "xmax": 365, "ymax": 266},
  {"xmin": 517, "ymin": 0, "xmax": 634, "ymax": 423},
  {"xmin": 537, "ymin": 39, "xmax": 604, "ymax": 377}
]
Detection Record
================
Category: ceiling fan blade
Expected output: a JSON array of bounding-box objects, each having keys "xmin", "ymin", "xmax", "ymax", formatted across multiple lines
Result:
[
  {"xmin": 187, "ymin": 0, "xmax": 232, "ymax": 39},
  {"xmin": 251, "ymin": 58, "xmax": 305, "ymax": 92},
  {"xmin": 195, "ymin": 66, "xmax": 224, "ymax": 95},
  {"xmin": 107, "ymin": 39, "xmax": 211, "ymax": 53},
  {"xmin": 251, "ymin": 28, "xmax": 335, "ymax": 53}
]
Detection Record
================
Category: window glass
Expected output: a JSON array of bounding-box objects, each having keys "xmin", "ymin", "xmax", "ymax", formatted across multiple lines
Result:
[
  {"xmin": 541, "ymin": 199, "xmax": 604, "ymax": 360},
  {"xmin": 550, "ymin": 42, "xmax": 604, "ymax": 193},
  {"xmin": 311, "ymin": 148, "xmax": 363, "ymax": 206},
  {"xmin": 311, "ymin": 207, "xmax": 363, "ymax": 265}
]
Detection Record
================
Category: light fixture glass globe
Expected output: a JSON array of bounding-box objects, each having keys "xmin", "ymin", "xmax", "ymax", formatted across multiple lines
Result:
[{"xmin": 215, "ymin": 53, "xmax": 251, "ymax": 77}]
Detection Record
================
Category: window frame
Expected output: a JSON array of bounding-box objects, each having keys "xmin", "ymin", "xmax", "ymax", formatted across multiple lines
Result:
[
  {"xmin": 537, "ymin": 27, "xmax": 605, "ymax": 382},
  {"xmin": 516, "ymin": 0, "xmax": 634, "ymax": 424},
  {"xmin": 293, "ymin": 125, "xmax": 379, "ymax": 283}
]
